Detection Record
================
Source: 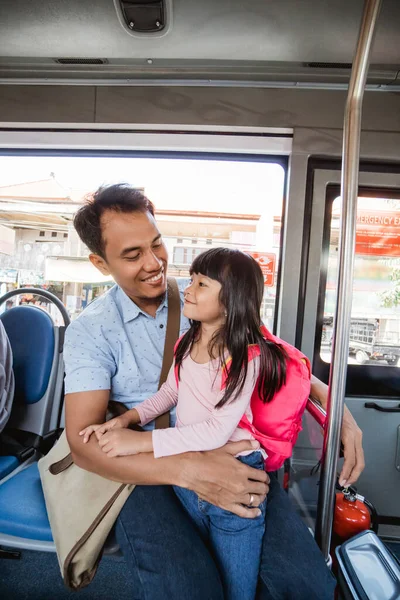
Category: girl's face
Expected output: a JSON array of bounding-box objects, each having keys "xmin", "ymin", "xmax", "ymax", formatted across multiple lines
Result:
[{"xmin": 183, "ymin": 272, "xmax": 224, "ymax": 325}]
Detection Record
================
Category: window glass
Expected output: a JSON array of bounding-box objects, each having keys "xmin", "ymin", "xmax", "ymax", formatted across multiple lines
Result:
[
  {"xmin": 0, "ymin": 155, "xmax": 285, "ymax": 329},
  {"xmin": 321, "ymin": 195, "xmax": 400, "ymax": 366}
]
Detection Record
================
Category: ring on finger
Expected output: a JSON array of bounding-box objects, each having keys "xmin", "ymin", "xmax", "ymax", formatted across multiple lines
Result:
[{"xmin": 249, "ymin": 494, "xmax": 255, "ymax": 506}]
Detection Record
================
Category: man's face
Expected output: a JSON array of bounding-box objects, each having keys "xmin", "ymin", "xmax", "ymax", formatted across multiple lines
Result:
[{"xmin": 90, "ymin": 210, "xmax": 168, "ymax": 304}]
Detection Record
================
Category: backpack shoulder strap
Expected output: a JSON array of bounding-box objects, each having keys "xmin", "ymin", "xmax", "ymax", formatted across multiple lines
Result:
[
  {"xmin": 174, "ymin": 335, "xmax": 185, "ymax": 355},
  {"xmin": 260, "ymin": 324, "xmax": 311, "ymax": 377},
  {"xmin": 173, "ymin": 334, "xmax": 186, "ymax": 387}
]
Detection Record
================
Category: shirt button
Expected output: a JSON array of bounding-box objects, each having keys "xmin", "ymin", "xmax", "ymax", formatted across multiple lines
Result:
[{"xmin": 159, "ymin": 324, "xmax": 164, "ymax": 329}]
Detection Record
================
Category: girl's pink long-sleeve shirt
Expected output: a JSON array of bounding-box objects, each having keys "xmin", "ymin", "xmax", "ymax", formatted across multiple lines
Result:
[{"xmin": 135, "ymin": 353, "xmax": 262, "ymax": 459}]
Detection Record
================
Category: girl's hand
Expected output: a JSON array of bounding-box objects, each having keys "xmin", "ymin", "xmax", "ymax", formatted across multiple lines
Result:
[
  {"xmin": 79, "ymin": 413, "xmax": 131, "ymax": 444},
  {"xmin": 98, "ymin": 429, "xmax": 153, "ymax": 458}
]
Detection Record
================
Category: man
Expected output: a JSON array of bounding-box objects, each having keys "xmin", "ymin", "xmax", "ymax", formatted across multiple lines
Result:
[{"xmin": 65, "ymin": 184, "xmax": 364, "ymax": 599}]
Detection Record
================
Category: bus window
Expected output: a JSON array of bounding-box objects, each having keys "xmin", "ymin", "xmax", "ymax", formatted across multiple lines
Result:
[
  {"xmin": 0, "ymin": 154, "xmax": 286, "ymax": 330},
  {"xmin": 320, "ymin": 192, "xmax": 400, "ymax": 367}
]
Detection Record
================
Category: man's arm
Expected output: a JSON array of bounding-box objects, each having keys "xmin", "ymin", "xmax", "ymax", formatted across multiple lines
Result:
[
  {"xmin": 310, "ymin": 375, "xmax": 365, "ymax": 487},
  {"xmin": 65, "ymin": 390, "xmax": 269, "ymax": 518}
]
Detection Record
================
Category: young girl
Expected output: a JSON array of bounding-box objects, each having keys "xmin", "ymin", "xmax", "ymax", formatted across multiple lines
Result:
[{"xmin": 80, "ymin": 247, "xmax": 288, "ymax": 600}]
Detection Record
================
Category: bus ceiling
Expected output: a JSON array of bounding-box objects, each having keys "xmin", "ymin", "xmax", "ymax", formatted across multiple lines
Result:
[{"xmin": 0, "ymin": 0, "xmax": 399, "ymax": 88}]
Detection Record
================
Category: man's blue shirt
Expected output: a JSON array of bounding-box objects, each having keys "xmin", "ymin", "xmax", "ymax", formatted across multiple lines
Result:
[{"xmin": 64, "ymin": 280, "xmax": 189, "ymax": 428}]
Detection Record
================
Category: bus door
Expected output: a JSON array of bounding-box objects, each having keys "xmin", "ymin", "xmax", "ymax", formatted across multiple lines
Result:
[{"xmin": 294, "ymin": 160, "xmax": 400, "ymax": 524}]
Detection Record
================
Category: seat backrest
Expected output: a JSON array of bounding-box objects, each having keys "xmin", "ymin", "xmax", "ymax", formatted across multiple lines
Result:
[
  {"xmin": 1, "ymin": 305, "xmax": 64, "ymax": 437},
  {"xmin": 2, "ymin": 306, "xmax": 54, "ymax": 404}
]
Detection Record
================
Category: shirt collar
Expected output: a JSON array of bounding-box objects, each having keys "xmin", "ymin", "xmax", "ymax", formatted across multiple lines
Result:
[{"xmin": 117, "ymin": 285, "xmax": 168, "ymax": 324}]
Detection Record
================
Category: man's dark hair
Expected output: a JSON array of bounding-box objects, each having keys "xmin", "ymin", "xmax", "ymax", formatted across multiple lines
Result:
[{"xmin": 73, "ymin": 184, "xmax": 155, "ymax": 259}]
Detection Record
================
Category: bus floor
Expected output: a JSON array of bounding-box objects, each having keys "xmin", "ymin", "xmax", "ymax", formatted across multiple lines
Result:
[
  {"xmin": 1, "ymin": 543, "xmax": 399, "ymax": 599},
  {"xmin": 0, "ymin": 551, "xmax": 134, "ymax": 600}
]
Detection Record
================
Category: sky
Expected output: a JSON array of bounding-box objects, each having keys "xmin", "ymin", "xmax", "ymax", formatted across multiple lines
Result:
[{"xmin": 0, "ymin": 155, "xmax": 285, "ymax": 217}]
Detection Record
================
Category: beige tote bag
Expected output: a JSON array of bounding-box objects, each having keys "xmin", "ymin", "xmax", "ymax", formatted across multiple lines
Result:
[{"xmin": 38, "ymin": 278, "xmax": 181, "ymax": 590}]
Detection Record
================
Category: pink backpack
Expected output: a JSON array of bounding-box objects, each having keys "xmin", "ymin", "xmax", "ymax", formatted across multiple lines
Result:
[{"xmin": 174, "ymin": 325, "xmax": 311, "ymax": 472}]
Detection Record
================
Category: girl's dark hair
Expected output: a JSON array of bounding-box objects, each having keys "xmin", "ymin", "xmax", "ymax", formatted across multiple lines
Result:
[
  {"xmin": 175, "ymin": 247, "xmax": 288, "ymax": 408},
  {"xmin": 73, "ymin": 184, "xmax": 155, "ymax": 259}
]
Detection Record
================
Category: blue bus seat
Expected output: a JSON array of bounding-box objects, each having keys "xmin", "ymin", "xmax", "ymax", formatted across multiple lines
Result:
[
  {"xmin": 0, "ymin": 461, "xmax": 120, "ymax": 555},
  {"xmin": 0, "ymin": 306, "xmax": 65, "ymax": 479},
  {"xmin": 0, "ymin": 456, "xmax": 19, "ymax": 480},
  {"xmin": 0, "ymin": 463, "xmax": 52, "ymax": 542},
  {"xmin": 0, "ymin": 302, "xmax": 118, "ymax": 557},
  {"xmin": 3, "ymin": 306, "xmax": 54, "ymax": 405}
]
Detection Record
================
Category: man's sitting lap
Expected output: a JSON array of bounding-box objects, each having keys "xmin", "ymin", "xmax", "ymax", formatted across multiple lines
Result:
[{"xmin": 115, "ymin": 478, "xmax": 335, "ymax": 600}]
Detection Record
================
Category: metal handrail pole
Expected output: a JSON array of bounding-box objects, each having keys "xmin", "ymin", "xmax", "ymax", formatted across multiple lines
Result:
[{"xmin": 315, "ymin": 0, "xmax": 382, "ymax": 561}]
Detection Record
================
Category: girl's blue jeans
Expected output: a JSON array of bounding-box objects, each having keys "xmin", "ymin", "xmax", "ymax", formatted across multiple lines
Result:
[{"xmin": 173, "ymin": 451, "xmax": 266, "ymax": 600}]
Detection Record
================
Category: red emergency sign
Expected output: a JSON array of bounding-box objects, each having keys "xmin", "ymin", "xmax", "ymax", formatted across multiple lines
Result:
[{"xmin": 248, "ymin": 252, "xmax": 276, "ymax": 287}]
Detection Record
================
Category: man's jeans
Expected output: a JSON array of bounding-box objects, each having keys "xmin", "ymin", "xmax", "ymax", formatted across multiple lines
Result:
[
  {"xmin": 173, "ymin": 451, "xmax": 266, "ymax": 600},
  {"xmin": 115, "ymin": 475, "xmax": 336, "ymax": 600}
]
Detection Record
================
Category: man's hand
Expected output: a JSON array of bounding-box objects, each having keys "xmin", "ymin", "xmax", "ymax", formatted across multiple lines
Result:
[
  {"xmin": 98, "ymin": 429, "xmax": 153, "ymax": 458},
  {"xmin": 338, "ymin": 405, "xmax": 365, "ymax": 487},
  {"xmin": 310, "ymin": 375, "xmax": 365, "ymax": 486},
  {"xmin": 179, "ymin": 440, "xmax": 269, "ymax": 519}
]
